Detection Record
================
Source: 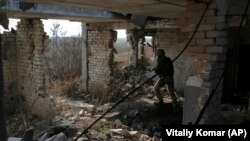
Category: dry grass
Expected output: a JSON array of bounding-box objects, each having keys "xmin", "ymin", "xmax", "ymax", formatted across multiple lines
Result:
[{"xmin": 48, "ymin": 77, "xmax": 80, "ymax": 96}]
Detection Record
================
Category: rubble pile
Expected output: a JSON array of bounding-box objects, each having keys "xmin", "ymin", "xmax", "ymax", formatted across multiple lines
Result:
[
  {"xmin": 7, "ymin": 62, "xmax": 183, "ymax": 141},
  {"xmin": 111, "ymin": 61, "xmax": 155, "ymax": 101},
  {"xmin": 7, "ymin": 92, "xmax": 181, "ymax": 141}
]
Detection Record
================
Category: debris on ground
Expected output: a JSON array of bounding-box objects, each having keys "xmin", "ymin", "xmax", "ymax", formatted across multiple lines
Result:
[{"xmin": 6, "ymin": 62, "xmax": 185, "ymax": 141}]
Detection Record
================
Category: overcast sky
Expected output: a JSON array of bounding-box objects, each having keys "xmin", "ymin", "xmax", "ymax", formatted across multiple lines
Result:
[{"xmin": 0, "ymin": 18, "xmax": 126, "ymax": 38}]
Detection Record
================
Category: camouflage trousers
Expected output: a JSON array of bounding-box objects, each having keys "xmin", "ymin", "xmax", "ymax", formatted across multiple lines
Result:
[{"xmin": 153, "ymin": 76, "xmax": 177, "ymax": 105}]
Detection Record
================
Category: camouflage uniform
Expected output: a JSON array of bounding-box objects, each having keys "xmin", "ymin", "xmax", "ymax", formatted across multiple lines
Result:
[{"xmin": 153, "ymin": 50, "xmax": 177, "ymax": 106}]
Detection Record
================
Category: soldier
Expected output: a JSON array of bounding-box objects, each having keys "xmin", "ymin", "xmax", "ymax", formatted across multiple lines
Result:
[{"xmin": 153, "ymin": 49, "xmax": 178, "ymax": 107}]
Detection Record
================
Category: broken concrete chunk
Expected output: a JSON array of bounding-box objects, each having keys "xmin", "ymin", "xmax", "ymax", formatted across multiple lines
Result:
[
  {"xmin": 82, "ymin": 104, "xmax": 95, "ymax": 113},
  {"xmin": 67, "ymin": 101, "xmax": 95, "ymax": 112},
  {"xmin": 139, "ymin": 134, "xmax": 150, "ymax": 141},
  {"xmin": 69, "ymin": 115, "xmax": 79, "ymax": 121},
  {"xmin": 129, "ymin": 131, "xmax": 140, "ymax": 138},
  {"xmin": 104, "ymin": 112, "xmax": 121, "ymax": 119},
  {"xmin": 110, "ymin": 129, "xmax": 123, "ymax": 135},
  {"xmin": 96, "ymin": 103, "xmax": 113, "ymax": 112},
  {"xmin": 78, "ymin": 110, "xmax": 84, "ymax": 117}
]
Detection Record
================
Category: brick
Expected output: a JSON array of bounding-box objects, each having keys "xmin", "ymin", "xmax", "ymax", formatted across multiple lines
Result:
[
  {"xmin": 188, "ymin": 17, "xmax": 205, "ymax": 25},
  {"xmin": 215, "ymin": 38, "xmax": 228, "ymax": 45},
  {"xmin": 195, "ymin": 60, "xmax": 203, "ymax": 73},
  {"xmin": 206, "ymin": 46, "xmax": 226, "ymax": 53},
  {"xmin": 205, "ymin": 16, "xmax": 226, "ymax": 24},
  {"xmin": 208, "ymin": 54, "xmax": 227, "ymax": 61},
  {"xmin": 205, "ymin": 9, "xmax": 217, "ymax": 17},
  {"xmin": 187, "ymin": 11, "xmax": 203, "ymax": 18},
  {"xmin": 196, "ymin": 38, "xmax": 214, "ymax": 45},
  {"xmin": 216, "ymin": 23, "xmax": 228, "ymax": 30},
  {"xmin": 188, "ymin": 46, "xmax": 205, "ymax": 53},
  {"xmin": 206, "ymin": 31, "xmax": 227, "ymax": 38},
  {"xmin": 200, "ymin": 70, "xmax": 223, "ymax": 81},
  {"xmin": 181, "ymin": 24, "xmax": 196, "ymax": 32},
  {"xmin": 193, "ymin": 31, "xmax": 206, "ymax": 38},
  {"xmin": 198, "ymin": 24, "xmax": 216, "ymax": 31},
  {"xmin": 196, "ymin": 53, "xmax": 209, "ymax": 60},
  {"xmin": 203, "ymin": 61, "xmax": 225, "ymax": 72}
]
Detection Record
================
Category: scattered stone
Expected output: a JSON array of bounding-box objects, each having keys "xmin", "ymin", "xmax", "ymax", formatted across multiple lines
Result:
[
  {"xmin": 110, "ymin": 129, "xmax": 123, "ymax": 136},
  {"xmin": 82, "ymin": 104, "xmax": 95, "ymax": 113},
  {"xmin": 64, "ymin": 113, "xmax": 72, "ymax": 118},
  {"xmin": 139, "ymin": 134, "xmax": 150, "ymax": 141},
  {"xmin": 121, "ymin": 129, "xmax": 131, "ymax": 138},
  {"xmin": 96, "ymin": 103, "xmax": 113, "ymax": 112},
  {"xmin": 78, "ymin": 110, "xmax": 84, "ymax": 117},
  {"xmin": 129, "ymin": 131, "xmax": 140, "ymax": 138},
  {"xmin": 104, "ymin": 112, "xmax": 121, "ymax": 119},
  {"xmin": 69, "ymin": 116, "xmax": 79, "ymax": 121},
  {"xmin": 114, "ymin": 119, "xmax": 123, "ymax": 128}
]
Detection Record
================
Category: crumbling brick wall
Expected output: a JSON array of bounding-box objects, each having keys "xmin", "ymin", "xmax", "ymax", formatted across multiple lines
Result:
[
  {"xmin": 14, "ymin": 19, "xmax": 55, "ymax": 119},
  {"xmin": 178, "ymin": 0, "xmax": 228, "ymax": 124},
  {"xmin": 87, "ymin": 29, "xmax": 117, "ymax": 94}
]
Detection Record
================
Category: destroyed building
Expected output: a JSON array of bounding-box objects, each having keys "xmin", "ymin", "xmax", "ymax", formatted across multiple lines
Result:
[{"xmin": 0, "ymin": 0, "xmax": 250, "ymax": 140}]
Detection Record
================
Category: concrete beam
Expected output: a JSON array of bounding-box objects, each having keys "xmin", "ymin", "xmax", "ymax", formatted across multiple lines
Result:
[
  {"xmin": 88, "ymin": 19, "xmax": 177, "ymax": 29},
  {"xmin": 20, "ymin": 0, "xmax": 187, "ymax": 18},
  {"xmin": 0, "ymin": 0, "xmax": 128, "ymax": 22}
]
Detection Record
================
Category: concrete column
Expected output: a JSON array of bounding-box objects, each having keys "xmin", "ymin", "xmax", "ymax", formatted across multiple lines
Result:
[{"xmin": 81, "ymin": 23, "xmax": 88, "ymax": 91}]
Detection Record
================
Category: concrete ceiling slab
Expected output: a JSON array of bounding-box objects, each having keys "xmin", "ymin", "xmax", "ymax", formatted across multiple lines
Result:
[
  {"xmin": 21, "ymin": 0, "xmax": 187, "ymax": 19},
  {"xmin": 1, "ymin": 0, "xmax": 129, "ymax": 22}
]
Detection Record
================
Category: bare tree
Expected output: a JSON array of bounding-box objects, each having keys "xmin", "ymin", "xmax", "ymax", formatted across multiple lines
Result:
[{"xmin": 46, "ymin": 23, "xmax": 82, "ymax": 80}]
